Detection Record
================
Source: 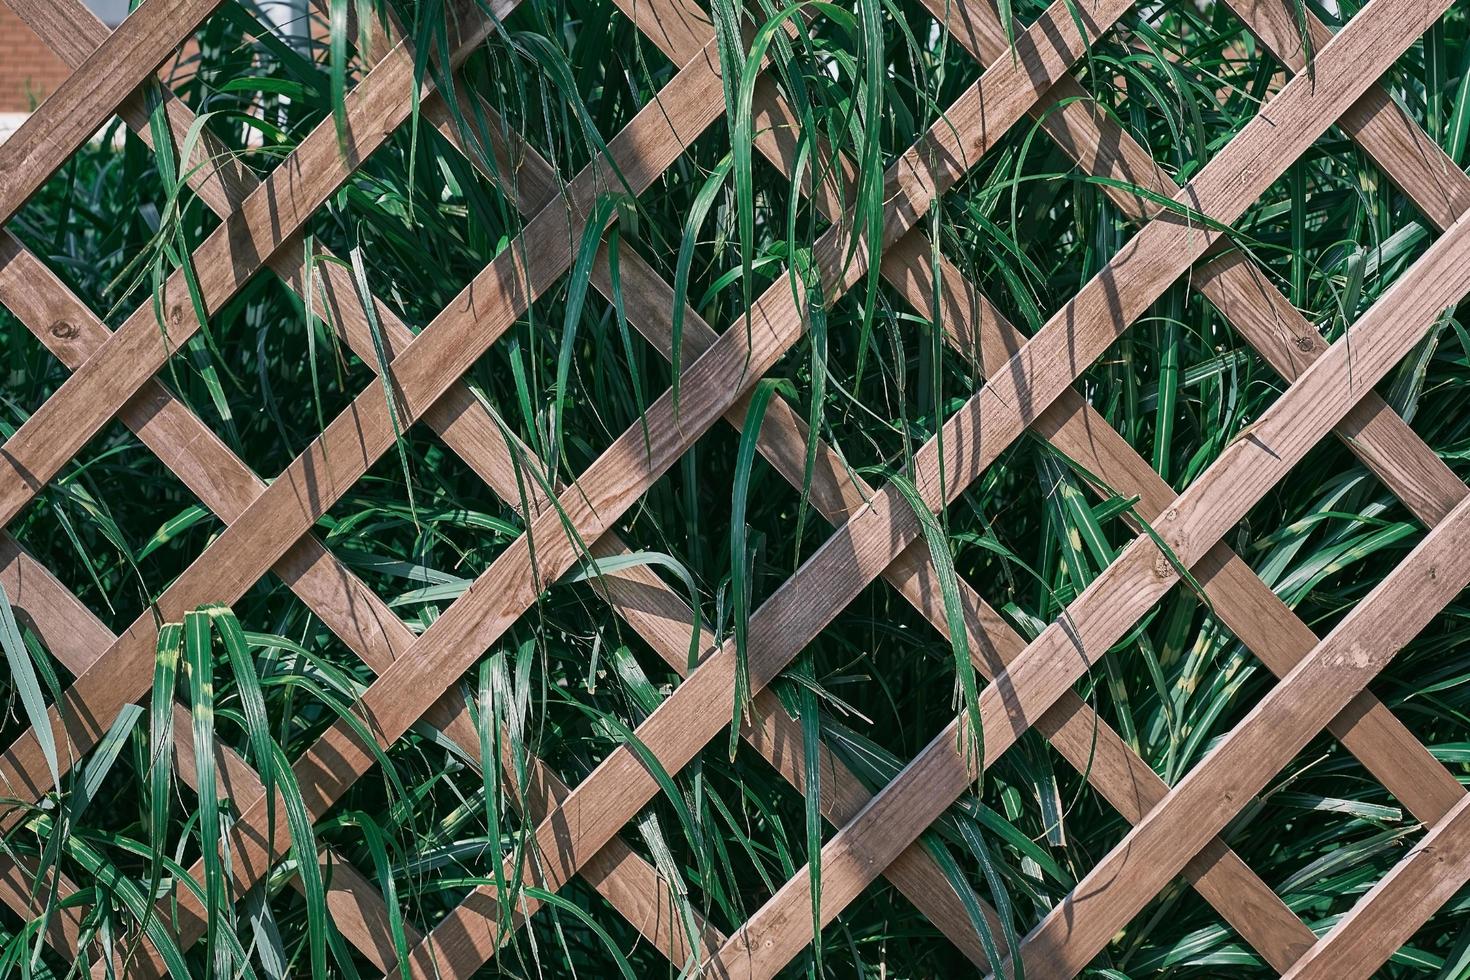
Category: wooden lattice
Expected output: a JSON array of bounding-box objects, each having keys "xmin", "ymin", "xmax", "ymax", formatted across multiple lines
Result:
[{"xmin": 0, "ymin": 0, "xmax": 1468, "ymax": 975}]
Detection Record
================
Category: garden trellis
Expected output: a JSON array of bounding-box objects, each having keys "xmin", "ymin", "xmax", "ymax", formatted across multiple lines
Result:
[{"xmin": 0, "ymin": 0, "xmax": 1468, "ymax": 975}]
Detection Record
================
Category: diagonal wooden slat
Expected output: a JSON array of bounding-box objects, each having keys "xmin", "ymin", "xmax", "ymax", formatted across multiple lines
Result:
[
  {"xmin": 924, "ymin": 0, "xmax": 1470, "ymax": 536},
  {"xmin": 0, "ymin": 533, "xmax": 414, "ymax": 975},
  {"xmin": 0, "ymin": 29, "xmax": 740, "ymax": 966},
  {"xmin": 718, "ymin": 199, "xmax": 1470, "ymax": 980},
  {"xmin": 415, "ymin": 93, "xmax": 1002, "ymax": 966},
  {"xmin": 1222, "ymin": 0, "xmax": 1470, "ymax": 236},
  {"xmin": 314, "ymin": 2, "xmax": 1144, "ymax": 970},
  {"xmin": 0, "ymin": 227, "xmax": 720, "ymax": 972},
  {"xmin": 417, "ymin": 2, "xmax": 1328, "ymax": 971},
  {"xmin": 0, "ymin": 0, "xmax": 1465, "ymax": 975},
  {"xmin": 730, "ymin": 91, "xmax": 1470, "ymax": 980},
  {"xmin": 0, "ymin": 0, "xmax": 513, "ymax": 535},
  {"xmin": 408, "ymin": 0, "xmax": 1448, "ymax": 968},
  {"xmin": 905, "ymin": 0, "xmax": 1470, "ymax": 844},
  {"xmin": 610, "ymin": 2, "xmax": 1467, "ymax": 973},
  {"xmin": 0, "ymin": 13, "xmax": 724, "ymax": 820},
  {"xmin": 5, "ymin": 0, "xmax": 1128, "ymax": 969}
]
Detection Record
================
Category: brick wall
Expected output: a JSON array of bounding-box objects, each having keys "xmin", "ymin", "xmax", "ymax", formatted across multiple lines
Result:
[{"xmin": 0, "ymin": 0, "xmax": 72, "ymax": 112}]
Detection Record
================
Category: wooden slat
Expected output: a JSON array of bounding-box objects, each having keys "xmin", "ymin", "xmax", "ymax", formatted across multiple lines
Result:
[
  {"xmin": 713, "ymin": 189, "xmax": 1470, "ymax": 980},
  {"xmin": 0, "ymin": 537, "xmax": 403, "ymax": 974},
  {"xmin": 0, "ymin": 0, "xmax": 513, "ymax": 535},
  {"xmin": 921, "ymin": 0, "xmax": 1470, "ymax": 536},
  {"xmin": 416, "ymin": 92, "xmax": 1002, "ymax": 968},
  {"xmin": 347, "ymin": 1, "xmax": 1144, "ymax": 970},
  {"xmin": 0, "ymin": 9, "xmax": 720, "ymax": 819},
  {"xmin": 0, "ymin": 36, "xmax": 730, "ymax": 967},
  {"xmin": 906, "ymin": 0, "xmax": 1467, "ymax": 829},
  {"xmin": 428, "ymin": 3, "xmax": 1319, "ymax": 970},
  {"xmin": 1225, "ymin": 0, "xmax": 1470, "ymax": 234},
  {"xmin": 0, "ymin": 221, "xmax": 714, "ymax": 976},
  {"xmin": 0, "ymin": 0, "xmax": 1463, "ymax": 974}
]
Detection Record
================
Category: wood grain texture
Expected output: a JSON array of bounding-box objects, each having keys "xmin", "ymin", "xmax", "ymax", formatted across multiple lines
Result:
[
  {"xmin": 0, "ymin": 183, "xmax": 708, "ymax": 979},
  {"xmin": 393, "ymin": 0, "xmax": 1140, "ymax": 971},
  {"xmin": 725, "ymin": 185, "xmax": 1470, "ymax": 980},
  {"xmin": 413, "ymin": 90, "xmax": 1000, "ymax": 970},
  {"xmin": 0, "ymin": 0, "xmax": 1463, "ymax": 974},
  {"xmin": 588, "ymin": 1, "xmax": 1322, "ymax": 969},
  {"xmin": 913, "ymin": 0, "xmax": 1468, "ymax": 832},
  {"xmin": 0, "ymin": 9, "xmax": 736, "ymax": 974},
  {"xmin": 921, "ymin": 0, "xmax": 1470, "ymax": 535},
  {"xmin": 1007, "ymin": 483, "xmax": 1470, "ymax": 979},
  {"xmin": 0, "ymin": 0, "xmax": 514, "ymax": 537}
]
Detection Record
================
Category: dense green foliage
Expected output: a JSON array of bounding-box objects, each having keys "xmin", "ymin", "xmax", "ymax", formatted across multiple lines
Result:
[{"xmin": 3, "ymin": 0, "xmax": 1470, "ymax": 975}]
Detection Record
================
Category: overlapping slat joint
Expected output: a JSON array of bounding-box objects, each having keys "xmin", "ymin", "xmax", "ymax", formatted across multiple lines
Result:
[{"xmin": 0, "ymin": 0, "xmax": 1466, "ymax": 975}]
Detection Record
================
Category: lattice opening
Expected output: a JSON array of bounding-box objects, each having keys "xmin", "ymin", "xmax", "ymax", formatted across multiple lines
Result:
[
  {"xmin": 1248, "ymin": 731, "xmax": 1418, "ymax": 925},
  {"xmin": 316, "ymin": 423, "xmax": 523, "ymax": 613},
  {"xmin": 5, "ymin": 418, "xmax": 224, "ymax": 632}
]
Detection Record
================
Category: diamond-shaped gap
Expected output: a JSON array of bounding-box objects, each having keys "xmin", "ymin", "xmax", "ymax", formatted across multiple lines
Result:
[
  {"xmin": 1235, "ymin": 431, "xmax": 1426, "ymax": 640},
  {"xmin": 439, "ymin": 260, "xmax": 683, "ymax": 492},
  {"xmin": 1230, "ymin": 154, "xmax": 1441, "ymax": 331},
  {"xmin": 446, "ymin": 0, "xmax": 682, "ymax": 178},
  {"xmin": 4, "ymin": 416, "xmax": 224, "ymax": 635},
  {"xmin": 197, "ymin": 586, "xmax": 449, "ymax": 964},
  {"xmin": 303, "ymin": 685, "xmax": 491, "ymax": 951},
  {"xmin": 0, "ymin": 590, "xmax": 380, "ymax": 970},
  {"xmin": 170, "ymin": 0, "xmax": 341, "ymax": 183},
  {"xmin": 0, "ymin": 298, "xmax": 79, "ymax": 426},
  {"xmin": 150, "ymin": 260, "xmax": 378, "ymax": 481},
  {"xmin": 759, "ymin": 274, "xmax": 992, "ymax": 479},
  {"xmin": 1064, "ymin": 280, "xmax": 1275, "ymax": 484},
  {"xmin": 312, "ymin": 421, "xmax": 525, "ymax": 620},
  {"xmin": 605, "ymin": 402, "xmax": 838, "ymax": 622},
  {"xmin": 1101, "ymin": 867, "xmax": 1271, "ymax": 974},
  {"xmin": 4, "ymin": 115, "xmax": 216, "ymax": 332},
  {"xmin": 1395, "ymin": 314, "xmax": 1470, "ymax": 477},
  {"xmin": 299, "ymin": 584, "xmax": 754, "ymax": 959},
  {"xmin": 303, "ymin": 115, "xmax": 528, "ymax": 330},
  {"xmin": 1222, "ymin": 728, "xmax": 1420, "ymax": 945}
]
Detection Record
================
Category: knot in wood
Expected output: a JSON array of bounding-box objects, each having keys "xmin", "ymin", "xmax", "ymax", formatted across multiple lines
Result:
[{"xmin": 49, "ymin": 319, "xmax": 78, "ymax": 340}]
